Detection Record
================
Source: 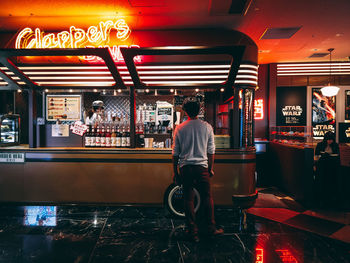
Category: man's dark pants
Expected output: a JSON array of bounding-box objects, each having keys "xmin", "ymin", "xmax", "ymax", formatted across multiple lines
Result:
[{"xmin": 180, "ymin": 165, "xmax": 215, "ymax": 233}]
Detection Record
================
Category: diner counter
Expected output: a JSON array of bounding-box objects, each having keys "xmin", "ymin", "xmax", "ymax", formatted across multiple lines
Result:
[{"xmin": 0, "ymin": 146, "xmax": 256, "ymax": 205}]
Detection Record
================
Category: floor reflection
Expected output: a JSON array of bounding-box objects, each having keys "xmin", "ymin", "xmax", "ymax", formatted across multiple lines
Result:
[
  {"xmin": 24, "ymin": 206, "xmax": 57, "ymax": 226},
  {"xmin": 0, "ymin": 205, "xmax": 348, "ymax": 262}
]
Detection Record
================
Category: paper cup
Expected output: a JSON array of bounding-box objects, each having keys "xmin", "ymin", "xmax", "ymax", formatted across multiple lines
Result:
[
  {"xmin": 148, "ymin": 137, "xmax": 154, "ymax": 148},
  {"xmin": 144, "ymin": 138, "xmax": 149, "ymax": 148}
]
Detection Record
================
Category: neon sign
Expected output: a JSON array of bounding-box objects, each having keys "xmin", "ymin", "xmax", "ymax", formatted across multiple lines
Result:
[
  {"xmin": 254, "ymin": 99, "xmax": 264, "ymax": 120},
  {"xmin": 15, "ymin": 20, "xmax": 140, "ymax": 63},
  {"xmin": 256, "ymin": 248, "xmax": 264, "ymax": 263},
  {"xmin": 275, "ymin": 249, "xmax": 298, "ymax": 263}
]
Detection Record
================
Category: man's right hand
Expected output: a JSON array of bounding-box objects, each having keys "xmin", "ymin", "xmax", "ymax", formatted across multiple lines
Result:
[{"xmin": 173, "ymin": 172, "xmax": 182, "ymax": 185}]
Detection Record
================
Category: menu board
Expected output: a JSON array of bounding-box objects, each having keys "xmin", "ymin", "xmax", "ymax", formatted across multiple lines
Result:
[
  {"xmin": 312, "ymin": 88, "xmax": 336, "ymax": 139},
  {"xmin": 276, "ymin": 86, "xmax": 307, "ymax": 126},
  {"xmin": 46, "ymin": 95, "xmax": 81, "ymax": 121}
]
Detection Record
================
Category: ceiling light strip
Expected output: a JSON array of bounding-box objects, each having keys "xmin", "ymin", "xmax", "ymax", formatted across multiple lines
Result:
[
  {"xmin": 17, "ymin": 75, "xmax": 229, "ymax": 80},
  {"xmin": 278, "ymin": 69, "xmax": 350, "ymax": 73},
  {"xmin": 277, "ymin": 66, "xmax": 350, "ymax": 70},
  {"xmin": 3, "ymin": 70, "xmax": 231, "ymax": 75},
  {"xmin": 278, "ymin": 72, "xmax": 350, "ymax": 76},
  {"xmin": 278, "ymin": 63, "xmax": 350, "ymax": 67},
  {"xmin": 0, "ymin": 63, "xmax": 257, "ymax": 70},
  {"xmin": 235, "ymin": 75, "xmax": 258, "ymax": 80},
  {"xmin": 234, "ymin": 80, "xmax": 258, "ymax": 85}
]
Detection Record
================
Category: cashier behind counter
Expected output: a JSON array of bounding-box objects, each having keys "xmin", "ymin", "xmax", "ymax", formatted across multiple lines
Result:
[
  {"xmin": 314, "ymin": 132, "xmax": 340, "ymax": 207},
  {"xmin": 85, "ymin": 100, "xmax": 104, "ymax": 125}
]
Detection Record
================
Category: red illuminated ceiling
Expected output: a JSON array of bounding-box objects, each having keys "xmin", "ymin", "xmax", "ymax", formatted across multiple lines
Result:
[{"xmin": 0, "ymin": 0, "xmax": 350, "ymax": 64}]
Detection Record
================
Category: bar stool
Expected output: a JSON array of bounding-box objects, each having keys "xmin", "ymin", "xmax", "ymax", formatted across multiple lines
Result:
[{"xmin": 232, "ymin": 191, "xmax": 258, "ymax": 231}]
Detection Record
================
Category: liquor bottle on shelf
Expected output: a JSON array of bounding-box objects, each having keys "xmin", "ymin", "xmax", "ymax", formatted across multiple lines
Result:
[
  {"xmin": 105, "ymin": 124, "xmax": 111, "ymax": 148},
  {"xmin": 100, "ymin": 124, "xmax": 106, "ymax": 147},
  {"xmin": 111, "ymin": 126, "xmax": 116, "ymax": 147},
  {"xmin": 90, "ymin": 126, "xmax": 96, "ymax": 147},
  {"xmin": 84, "ymin": 125, "xmax": 91, "ymax": 147},
  {"xmin": 126, "ymin": 121, "xmax": 130, "ymax": 147},
  {"xmin": 121, "ymin": 119, "xmax": 127, "ymax": 147},
  {"xmin": 116, "ymin": 121, "xmax": 121, "ymax": 148},
  {"xmin": 95, "ymin": 125, "xmax": 101, "ymax": 147}
]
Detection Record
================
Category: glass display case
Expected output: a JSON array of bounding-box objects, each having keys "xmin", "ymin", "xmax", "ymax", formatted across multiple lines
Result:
[
  {"xmin": 270, "ymin": 126, "xmax": 312, "ymax": 146},
  {"xmin": 0, "ymin": 114, "xmax": 20, "ymax": 146}
]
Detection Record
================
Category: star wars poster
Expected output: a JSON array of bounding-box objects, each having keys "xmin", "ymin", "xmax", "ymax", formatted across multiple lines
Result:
[
  {"xmin": 312, "ymin": 88, "xmax": 336, "ymax": 139},
  {"xmin": 276, "ymin": 86, "xmax": 307, "ymax": 126}
]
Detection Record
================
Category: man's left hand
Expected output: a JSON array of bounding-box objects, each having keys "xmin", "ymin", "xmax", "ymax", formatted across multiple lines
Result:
[{"xmin": 209, "ymin": 169, "xmax": 215, "ymax": 177}]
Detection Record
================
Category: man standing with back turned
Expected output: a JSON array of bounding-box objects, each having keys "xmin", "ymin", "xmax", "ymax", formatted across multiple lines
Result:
[{"xmin": 172, "ymin": 97, "xmax": 223, "ymax": 242}]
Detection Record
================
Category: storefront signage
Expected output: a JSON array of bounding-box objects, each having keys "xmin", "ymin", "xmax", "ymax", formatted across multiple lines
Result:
[
  {"xmin": 254, "ymin": 99, "xmax": 264, "ymax": 120},
  {"xmin": 339, "ymin": 123, "xmax": 350, "ymax": 143},
  {"xmin": 70, "ymin": 121, "xmax": 88, "ymax": 136},
  {"xmin": 255, "ymin": 248, "xmax": 263, "ymax": 263},
  {"xmin": 0, "ymin": 153, "xmax": 25, "ymax": 163},
  {"xmin": 15, "ymin": 19, "xmax": 141, "ymax": 63},
  {"xmin": 46, "ymin": 95, "xmax": 81, "ymax": 122},
  {"xmin": 276, "ymin": 86, "xmax": 306, "ymax": 126},
  {"xmin": 312, "ymin": 88, "xmax": 336, "ymax": 139}
]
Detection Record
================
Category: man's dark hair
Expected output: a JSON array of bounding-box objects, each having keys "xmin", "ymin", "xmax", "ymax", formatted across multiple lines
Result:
[{"xmin": 183, "ymin": 98, "xmax": 200, "ymax": 118}]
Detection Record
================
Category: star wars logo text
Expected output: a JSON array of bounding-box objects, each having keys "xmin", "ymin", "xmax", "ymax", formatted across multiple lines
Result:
[
  {"xmin": 313, "ymin": 124, "xmax": 335, "ymax": 137},
  {"xmin": 282, "ymin": 105, "xmax": 303, "ymax": 116}
]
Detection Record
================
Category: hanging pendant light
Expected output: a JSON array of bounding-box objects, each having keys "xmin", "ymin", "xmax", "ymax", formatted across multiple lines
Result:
[{"xmin": 321, "ymin": 48, "xmax": 340, "ymax": 97}]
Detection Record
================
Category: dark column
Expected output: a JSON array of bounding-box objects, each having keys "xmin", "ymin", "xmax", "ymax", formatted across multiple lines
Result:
[
  {"xmin": 129, "ymin": 86, "xmax": 136, "ymax": 148},
  {"xmin": 268, "ymin": 63, "xmax": 277, "ymax": 138},
  {"xmin": 232, "ymin": 86, "xmax": 240, "ymax": 148},
  {"xmin": 28, "ymin": 89, "xmax": 37, "ymax": 148}
]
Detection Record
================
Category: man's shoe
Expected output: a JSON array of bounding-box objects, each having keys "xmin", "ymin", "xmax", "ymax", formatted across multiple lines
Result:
[{"xmin": 209, "ymin": 228, "xmax": 224, "ymax": 236}]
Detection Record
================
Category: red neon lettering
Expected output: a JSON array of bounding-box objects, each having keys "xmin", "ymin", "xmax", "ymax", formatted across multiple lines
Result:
[
  {"xmin": 256, "ymin": 248, "xmax": 264, "ymax": 263},
  {"xmin": 15, "ymin": 20, "xmax": 139, "ymax": 63},
  {"xmin": 275, "ymin": 249, "xmax": 298, "ymax": 263},
  {"xmin": 254, "ymin": 99, "xmax": 264, "ymax": 120}
]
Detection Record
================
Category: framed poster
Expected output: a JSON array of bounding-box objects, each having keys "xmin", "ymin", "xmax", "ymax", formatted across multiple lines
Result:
[
  {"xmin": 276, "ymin": 86, "xmax": 307, "ymax": 126},
  {"xmin": 46, "ymin": 95, "xmax": 81, "ymax": 122},
  {"xmin": 345, "ymin": 90, "xmax": 350, "ymax": 121},
  {"xmin": 339, "ymin": 123, "xmax": 350, "ymax": 143},
  {"xmin": 312, "ymin": 88, "xmax": 336, "ymax": 139}
]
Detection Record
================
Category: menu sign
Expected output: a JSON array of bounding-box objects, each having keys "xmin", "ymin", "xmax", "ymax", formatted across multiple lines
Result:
[
  {"xmin": 46, "ymin": 95, "xmax": 81, "ymax": 121},
  {"xmin": 312, "ymin": 88, "xmax": 336, "ymax": 139},
  {"xmin": 276, "ymin": 86, "xmax": 307, "ymax": 126}
]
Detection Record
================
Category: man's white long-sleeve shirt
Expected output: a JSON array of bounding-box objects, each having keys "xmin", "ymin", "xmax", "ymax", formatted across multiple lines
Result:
[{"xmin": 172, "ymin": 119, "xmax": 215, "ymax": 168}]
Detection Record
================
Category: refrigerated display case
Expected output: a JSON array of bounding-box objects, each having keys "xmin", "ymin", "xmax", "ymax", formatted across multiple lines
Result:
[
  {"xmin": 270, "ymin": 126, "xmax": 312, "ymax": 146},
  {"xmin": 0, "ymin": 114, "xmax": 20, "ymax": 146}
]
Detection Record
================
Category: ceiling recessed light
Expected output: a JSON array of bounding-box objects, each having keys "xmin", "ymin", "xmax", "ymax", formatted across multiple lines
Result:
[
  {"xmin": 308, "ymin": 53, "xmax": 329, "ymax": 58},
  {"xmin": 260, "ymin": 27, "xmax": 302, "ymax": 40}
]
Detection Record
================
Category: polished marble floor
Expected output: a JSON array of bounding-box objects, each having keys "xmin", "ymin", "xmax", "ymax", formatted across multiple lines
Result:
[{"xmin": 0, "ymin": 202, "xmax": 349, "ymax": 263}]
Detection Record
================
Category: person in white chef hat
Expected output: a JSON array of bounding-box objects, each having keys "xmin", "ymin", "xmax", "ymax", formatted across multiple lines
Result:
[{"xmin": 85, "ymin": 100, "xmax": 104, "ymax": 126}]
